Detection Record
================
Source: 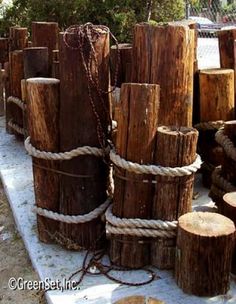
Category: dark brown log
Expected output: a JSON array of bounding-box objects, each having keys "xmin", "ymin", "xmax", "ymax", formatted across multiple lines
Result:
[
  {"xmin": 110, "ymin": 83, "xmax": 160, "ymax": 268},
  {"xmin": 59, "ymin": 28, "xmax": 110, "ymax": 250},
  {"xmin": 7, "ymin": 50, "xmax": 24, "ymax": 136},
  {"xmin": 151, "ymin": 126, "xmax": 198, "ymax": 269},
  {"xmin": 23, "ymin": 47, "xmax": 49, "ymax": 79},
  {"xmin": 52, "ymin": 50, "xmax": 59, "ymax": 79},
  {"xmin": 4, "ymin": 62, "xmax": 10, "ymax": 132},
  {"xmin": 32, "ymin": 22, "xmax": 59, "ymax": 74},
  {"xmin": 0, "ymin": 38, "xmax": 9, "ymax": 65},
  {"xmin": 131, "ymin": 23, "xmax": 194, "ymax": 127},
  {"xmin": 27, "ymin": 78, "xmax": 60, "ymax": 243},
  {"xmin": 218, "ymin": 29, "xmax": 236, "ymax": 69},
  {"xmin": 0, "ymin": 68, "xmax": 4, "ymax": 116},
  {"xmin": 21, "ymin": 79, "xmax": 28, "ymax": 136},
  {"xmin": 222, "ymin": 192, "xmax": 236, "ymax": 274},
  {"xmin": 175, "ymin": 212, "xmax": 235, "ymax": 296},
  {"xmin": 110, "ymin": 43, "xmax": 132, "ymax": 87},
  {"xmin": 222, "ymin": 121, "xmax": 236, "ymax": 184},
  {"xmin": 9, "ymin": 27, "xmax": 28, "ymax": 51}
]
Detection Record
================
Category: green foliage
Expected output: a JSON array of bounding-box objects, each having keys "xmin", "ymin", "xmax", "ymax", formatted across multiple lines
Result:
[
  {"xmin": 151, "ymin": 0, "xmax": 185, "ymax": 22},
  {"xmin": 0, "ymin": 0, "xmax": 186, "ymax": 41}
]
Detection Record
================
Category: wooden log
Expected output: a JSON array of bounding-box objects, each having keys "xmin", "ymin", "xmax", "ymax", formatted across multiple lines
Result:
[
  {"xmin": 175, "ymin": 212, "xmax": 235, "ymax": 296},
  {"xmin": 23, "ymin": 47, "xmax": 49, "ymax": 79},
  {"xmin": 8, "ymin": 50, "xmax": 24, "ymax": 136},
  {"xmin": 32, "ymin": 22, "xmax": 59, "ymax": 74},
  {"xmin": 9, "ymin": 27, "xmax": 28, "ymax": 51},
  {"xmin": 218, "ymin": 29, "xmax": 236, "ymax": 70},
  {"xmin": 222, "ymin": 192, "xmax": 236, "ymax": 274},
  {"xmin": 0, "ymin": 68, "xmax": 4, "ymax": 116},
  {"xmin": 110, "ymin": 83, "xmax": 160, "ymax": 268},
  {"xmin": 21, "ymin": 79, "xmax": 28, "ymax": 136},
  {"xmin": 4, "ymin": 62, "xmax": 10, "ymax": 132},
  {"xmin": 59, "ymin": 28, "xmax": 110, "ymax": 250},
  {"xmin": 52, "ymin": 50, "xmax": 59, "ymax": 79},
  {"xmin": 110, "ymin": 43, "xmax": 132, "ymax": 87},
  {"xmin": 151, "ymin": 126, "xmax": 198, "ymax": 269},
  {"xmin": 199, "ymin": 68, "xmax": 234, "ymax": 187},
  {"xmin": 221, "ymin": 121, "xmax": 236, "ymax": 184},
  {"xmin": 131, "ymin": 23, "xmax": 194, "ymax": 127},
  {"xmin": 0, "ymin": 38, "xmax": 9, "ymax": 65},
  {"xmin": 114, "ymin": 296, "xmax": 165, "ymax": 304},
  {"xmin": 26, "ymin": 78, "xmax": 60, "ymax": 243}
]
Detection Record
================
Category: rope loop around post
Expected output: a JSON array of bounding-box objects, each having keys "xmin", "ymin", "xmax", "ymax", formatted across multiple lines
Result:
[
  {"xmin": 194, "ymin": 120, "xmax": 224, "ymax": 131},
  {"xmin": 110, "ymin": 149, "xmax": 202, "ymax": 177},
  {"xmin": 7, "ymin": 96, "xmax": 26, "ymax": 110},
  {"xmin": 215, "ymin": 128, "xmax": 236, "ymax": 162}
]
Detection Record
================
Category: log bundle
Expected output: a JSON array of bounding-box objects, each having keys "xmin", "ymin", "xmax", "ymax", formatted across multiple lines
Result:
[
  {"xmin": 197, "ymin": 68, "xmax": 234, "ymax": 187},
  {"xmin": 131, "ymin": 23, "xmax": 194, "ymax": 127},
  {"xmin": 175, "ymin": 212, "xmax": 235, "ymax": 296}
]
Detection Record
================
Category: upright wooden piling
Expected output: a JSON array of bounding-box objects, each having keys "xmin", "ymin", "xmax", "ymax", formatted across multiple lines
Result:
[
  {"xmin": 23, "ymin": 47, "xmax": 49, "ymax": 79},
  {"xmin": 27, "ymin": 78, "xmax": 60, "ymax": 243},
  {"xmin": 131, "ymin": 23, "xmax": 194, "ymax": 127},
  {"xmin": 151, "ymin": 126, "xmax": 198, "ymax": 269},
  {"xmin": 0, "ymin": 67, "xmax": 4, "ymax": 116},
  {"xmin": 52, "ymin": 50, "xmax": 59, "ymax": 79},
  {"xmin": 59, "ymin": 28, "xmax": 110, "ymax": 249},
  {"xmin": 8, "ymin": 50, "xmax": 24, "ymax": 136},
  {"xmin": 32, "ymin": 22, "xmax": 59, "ymax": 74},
  {"xmin": 9, "ymin": 27, "xmax": 28, "ymax": 51},
  {"xmin": 111, "ymin": 83, "xmax": 160, "ymax": 268},
  {"xmin": 0, "ymin": 38, "xmax": 9, "ymax": 65},
  {"xmin": 175, "ymin": 212, "xmax": 235, "ymax": 296},
  {"xmin": 110, "ymin": 43, "xmax": 132, "ymax": 87}
]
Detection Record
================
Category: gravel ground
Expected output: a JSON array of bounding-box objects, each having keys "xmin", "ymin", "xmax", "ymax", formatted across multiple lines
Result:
[{"xmin": 0, "ymin": 181, "xmax": 45, "ymax": 303}]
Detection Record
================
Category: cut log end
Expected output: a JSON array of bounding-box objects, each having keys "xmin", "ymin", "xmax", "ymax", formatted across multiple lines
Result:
[{"xmin": 27, "ymin": 77, "xmax": 60, "ymax": 85}]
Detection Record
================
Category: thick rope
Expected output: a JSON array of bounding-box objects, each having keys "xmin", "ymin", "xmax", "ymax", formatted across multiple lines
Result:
[
  {"xmin": 33, "ymin": 197, "xmax": 111, "ymax": 224},
  {"xmin": 106, "ymin": 223, "xmax": 176, "ymax": 238},
  {"xmin": 7, "ymin": 96, "xmax": 26, "ymax": 110},
  {"xmin": 194, "ymin": 120, "xmax": 224, "ymax": 131},
  {"xmin": 8, "ymin": 119, "xmax": 26, "ymax": 136},
  {"xmin": 215, "ymin": 129, "xmax": 236, "ymax": 162},
  {"xmin": 24, "ymin": 136, "xmax": 105, "ymax": 160},
  {"xmin": 212, "ymin": 166, "xmax": 236, "ymax": 193},
  {"xmin": 105, "ymin": 204, "xmax": 177, "ymax": 231},
  {"xmin": 110, "ymin": 149, "xmax": 202, "ymax": 177}
]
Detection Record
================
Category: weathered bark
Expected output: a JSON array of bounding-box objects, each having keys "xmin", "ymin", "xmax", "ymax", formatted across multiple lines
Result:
[
  {"xmin": 110, "ymin": 83, "xmax": 160, "ymax": 268},
  {"xmin": 110, "ymin": 43, "xmax": 132, "ymax": 87},
  {"xmin": 59, "ymin": 29, "xmax": 110, "ymax": 250},
  {"xmin": 151, "ymin": 126, "xmax": 198, "ymax": 269},
  {"xmin": 218, "ymin": 29, "xmax": 236, "ymax": 70},
  {"xmin": 23, "ymin": 47, "xmax": 49, "ymax": 79},
  {"xmin": 32, "ymin": 22, "xmax": 59, "ymax": 74},
  {"xmin": 222, "ymin": 192, "xmax": 236, "ymax": 274},
  {"xmin": 0, "ymin": 38, "xmax": 9, "ymax": 65},
  {"xmin": 9, "ymin": 27, "xmax": 28, "ymax": 51},
  {"xmin": 0, "ymin": 68, "xmax": 4, "ymax": 116},
  {"xmin": 27, "ymin": 78, "xmax": 60, "ymax": 243},
  {"xmin": 175, "ymin": 212, "xmax": 235, "ymax": 296},
  {"xmin": 8, "ymin": 50, "xmax": 24, "ymax": 136},
  {"xmin": 131, "ymin": 23, "xmax": 194, "ymax": 126}
]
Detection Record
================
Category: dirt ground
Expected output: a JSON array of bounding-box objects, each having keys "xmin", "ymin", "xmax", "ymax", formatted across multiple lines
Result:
[{"xmin": 0, "ymin": 181, "xmax": 45, "ymax": 303}]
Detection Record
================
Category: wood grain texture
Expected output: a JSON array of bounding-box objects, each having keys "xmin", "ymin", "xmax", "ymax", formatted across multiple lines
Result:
[
  {"xmin": 59, "ymin": 31, "xmax": 110, "ymax": 250},
  {"xmin": 32, "ymin": 22, "xmax": 59, "ymax": 75},
  {"xmin": 27, "ymin": 78, "xmax": 60, "ymax": 243},
  {"xmin": 0, "ymin": 38, "xmax": 9, "ymax": 65},
  {"xmin": 9, "ymin": 27, "xmax": 28, "ymax": 51},
  {"xmin": 131, "ymin": 23, "xmax": 194, "ymax": 127},
  {"xmin": 175, "ymin": 212, "xmax": 235, "ymax": 296},
  {"xmin": 52, "ymin": 50, "xmax": 59, "ymax": 79},
  {"xmin": 110, "ymin": 83, "xmax": 160, "ymax": 268},
  {"xmin": 151, "ymin": 126, "xmax": 198, "ymax": 269},
  {"xmin": 8, "ymin": 50, "xmax": 24, "ymax": 136},
  {"xmin": 23, "ymin": 47, "xmax": 49, "ymax": 79}
]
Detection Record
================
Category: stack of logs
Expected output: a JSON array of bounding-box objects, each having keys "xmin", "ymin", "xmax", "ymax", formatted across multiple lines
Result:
[{"xmin": 1, "ymin": 20, "xmax": 236, "ymax": 298}]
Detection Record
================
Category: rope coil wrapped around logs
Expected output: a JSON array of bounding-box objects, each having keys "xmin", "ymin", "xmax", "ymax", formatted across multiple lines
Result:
[
  {"xmin": 24, "ymin": 136, "xmax": 111, "ymax": 222},
  {"xmin": 215, "ymin": 128, "xmax": 236, "ymax": 162},
  {"xmin": 194, "ymin": 120, "xmax": 225, "ymax": 131},
  {"xmin": 7, "ymin": 96, "xmax": 27, "ymax": 136},
  {"xmin": 106, "ymin": 149, "xmax": 202, "ymax": 238}
]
